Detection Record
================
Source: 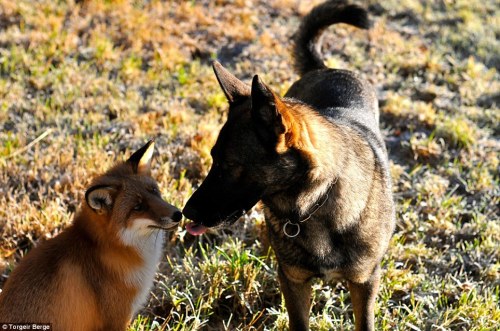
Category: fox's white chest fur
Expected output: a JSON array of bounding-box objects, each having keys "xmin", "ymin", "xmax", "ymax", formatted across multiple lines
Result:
[{"xmin": 119, "ymin": 219, "xmax": 165, "ymax": 316}]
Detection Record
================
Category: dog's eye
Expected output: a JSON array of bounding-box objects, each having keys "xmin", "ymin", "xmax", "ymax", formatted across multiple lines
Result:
[
  {"xmin": 151, "ymin": 187, "xmax": 161, "ymax": 197},
  {"xmin": 133, "ymin": 203, "xmax": 144, "ymax": 211}
]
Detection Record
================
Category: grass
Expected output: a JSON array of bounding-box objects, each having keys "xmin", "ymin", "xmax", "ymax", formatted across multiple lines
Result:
[{"xmin": 0, "ymin": 0, "xmax": 498, "ymax": 330}]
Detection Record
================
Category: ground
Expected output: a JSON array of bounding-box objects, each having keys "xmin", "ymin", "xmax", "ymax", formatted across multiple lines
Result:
[{"xmin": 0, "ymin": 0, "xmax": 498, "ymax": 330}]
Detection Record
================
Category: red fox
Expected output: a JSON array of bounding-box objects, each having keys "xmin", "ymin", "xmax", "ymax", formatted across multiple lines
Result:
[{"xmin": 0, "ymin": 140, "xmax": 182, "ymax": 331}]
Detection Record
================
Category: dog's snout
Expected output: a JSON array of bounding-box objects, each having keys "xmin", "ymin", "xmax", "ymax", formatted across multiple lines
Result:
[
  {"xmin": 172, "ymin": 211, "xmax": 182, "ymax": 222},
  {"xmin": 182, "ymin": 204, "xmax": 199, "ymax": 222}
]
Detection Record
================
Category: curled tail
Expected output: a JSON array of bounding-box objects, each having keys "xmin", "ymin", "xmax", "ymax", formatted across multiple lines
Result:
[{"xmin": 293, "ymin": 0, "xmax": 370, "ymax": 76}]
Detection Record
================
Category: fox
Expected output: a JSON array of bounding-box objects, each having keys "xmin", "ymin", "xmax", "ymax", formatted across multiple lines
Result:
[{"xmin": 0, "ymin": 140, "xmax": 182, "ymax": 331}]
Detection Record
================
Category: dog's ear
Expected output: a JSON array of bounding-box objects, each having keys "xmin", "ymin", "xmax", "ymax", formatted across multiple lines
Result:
[
  {"xmin": 127, "ymin": 140, "xmax": 155, "ymax": 176},
  {"xmin": 213, "ymin": 61, "xmax": 250, "ymax": 104},
  {"xmin": 251, "ymin": 75, "xmax": 287, "ymax": 145},
  {"xmin": 85, "ymin": 186, "xmax": 117, "ymax": 215}
]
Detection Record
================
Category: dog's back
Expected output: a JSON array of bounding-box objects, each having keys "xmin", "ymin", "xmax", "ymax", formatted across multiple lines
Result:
[
  {"xmin": 288, "ymin": 0, "xmax": 380, "ymax": 132},
  {"xmin": 287, "ymin": 0, "xmax": 390, "ymax": 184}
]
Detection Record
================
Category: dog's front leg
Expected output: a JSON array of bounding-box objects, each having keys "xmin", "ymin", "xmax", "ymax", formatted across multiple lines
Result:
[
  {"xmin": 278, "ymin": 265, "xmax": 312, "ymax": 331},
  {"xmin": 348, "ymin": 267, "xmax": 381, "ymax": 331}
]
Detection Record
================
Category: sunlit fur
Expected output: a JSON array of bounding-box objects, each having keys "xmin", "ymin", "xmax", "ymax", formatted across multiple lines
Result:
[{"xmin": 0, "ymin": 143, "xmax": 180, "ymax": 331}]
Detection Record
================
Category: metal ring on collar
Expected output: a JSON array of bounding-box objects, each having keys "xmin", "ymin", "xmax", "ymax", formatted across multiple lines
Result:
[{"xmin": 283, "ymin": 220, "xmax": 300, "ymax": 238}]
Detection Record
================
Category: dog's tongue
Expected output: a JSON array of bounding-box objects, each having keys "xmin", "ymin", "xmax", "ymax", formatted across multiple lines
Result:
[{"xmin": 186, "ymin": 222, "xmax": 208, "ymax": 236}]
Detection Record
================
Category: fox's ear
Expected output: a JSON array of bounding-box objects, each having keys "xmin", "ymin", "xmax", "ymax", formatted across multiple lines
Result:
[
  {"xmin": 251, "ymin": 75, "xmax": 286, "ymax": 144},
  {"xmin": 85, "ymin": 186, "xmax": 117, "ymax": 215},
  {"xmin": 127, "ymin": 140, "xmax": 155, "ymax": 175},
  {"xmin": 213, "ymin": 61, "xmax": 250, "ymax": 104}
]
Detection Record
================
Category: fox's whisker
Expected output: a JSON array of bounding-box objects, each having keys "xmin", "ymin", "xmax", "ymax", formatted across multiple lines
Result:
[{"xmin": 148, "ymin": 224, "xmax": 178, "ymax": 231}]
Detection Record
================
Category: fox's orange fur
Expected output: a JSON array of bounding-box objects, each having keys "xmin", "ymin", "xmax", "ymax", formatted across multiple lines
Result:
[{"xmin": 0, "ymin": 141, "xmax": 182, "ymax": 331}]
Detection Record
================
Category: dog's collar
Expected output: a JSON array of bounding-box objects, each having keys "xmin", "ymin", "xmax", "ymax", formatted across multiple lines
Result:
[{"xmin": 280, "ymin": 185, "xmax": 333, "ymax": 238}]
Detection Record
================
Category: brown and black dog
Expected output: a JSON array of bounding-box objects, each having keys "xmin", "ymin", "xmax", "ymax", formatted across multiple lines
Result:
[{"xmin": 183, "ymin": 1, "xmax": 395, "ymax": 330}]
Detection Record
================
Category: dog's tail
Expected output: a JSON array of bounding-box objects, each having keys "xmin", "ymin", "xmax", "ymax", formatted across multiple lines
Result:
[{"xmin": 292, "ymin": 0, "xmax": 370, "ymax": 76}]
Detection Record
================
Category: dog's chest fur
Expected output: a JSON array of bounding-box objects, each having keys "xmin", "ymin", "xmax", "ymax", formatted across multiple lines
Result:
[{"xmin": 266, "ymin": 211, "xmax": 354, "ymax": 272}]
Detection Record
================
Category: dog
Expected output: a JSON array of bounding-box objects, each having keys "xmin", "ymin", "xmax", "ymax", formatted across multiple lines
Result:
[
  {"xmin": 183, "ymin": 1, "xmax": 395, "ymax": 330},
  {"xmin": 0, "ymin": 140, "xmax": 182, "ymax": 331}
]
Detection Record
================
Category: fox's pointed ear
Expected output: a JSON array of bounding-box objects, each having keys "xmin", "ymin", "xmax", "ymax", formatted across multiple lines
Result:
[
  {"xmin": 85, "ymin": 186, "xmax": 117, "ymax": 215},
  {"xmin": 127, "ymin": 140, "xmax": 155, "ymax": 175},
  {"xmin": 251, "ymin": 75, "xmax": 286, "ymax": 143},
  {"xmin": 213, "ymin": 61, "xmax": 250, "ymax": 104}
]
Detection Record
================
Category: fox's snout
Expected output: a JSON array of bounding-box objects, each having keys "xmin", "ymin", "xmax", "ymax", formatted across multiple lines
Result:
[
  {"xmin": 151, "ymin": 200, "xmax": 182, "ymax": 228},
  {"xmin": 162, "ymin": 208, "xmax": 183, "ymax": 223}
]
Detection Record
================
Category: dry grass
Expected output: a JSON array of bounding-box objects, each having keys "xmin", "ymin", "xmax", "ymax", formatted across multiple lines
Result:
[{"xmin": 0, "ymin": 0, "xmax": 499, "ymax": 330}]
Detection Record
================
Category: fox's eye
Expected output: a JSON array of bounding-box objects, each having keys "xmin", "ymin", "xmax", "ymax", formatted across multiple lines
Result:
[{"xmin": 133, "ymin": 203, "xmax": 144, "ymax": 211}]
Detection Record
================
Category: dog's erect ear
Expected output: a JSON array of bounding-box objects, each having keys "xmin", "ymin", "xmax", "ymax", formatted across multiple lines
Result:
[
  {"xmin": 85, "ymin": 186, "xmax": 117, "ymax": 215},
  {"xmin": 127, "ymin": 140, "xmax": 155, "ymax": 175},
  {"xmin": 251, "ymin": 75, "xmax": 287, "ymax": 144},
  {"xmin": 213, "ymin": 61, "xmax": 250, "ymax": 104}
]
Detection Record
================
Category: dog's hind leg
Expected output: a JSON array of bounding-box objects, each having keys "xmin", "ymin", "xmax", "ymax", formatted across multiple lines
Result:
[
  {"xmin": 278, "ymin": 265, "xmax": 313, "ymax": 331},
  {"xmin": 348, "ymin": 266, "xmax": 381, "ymax": 331}
]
